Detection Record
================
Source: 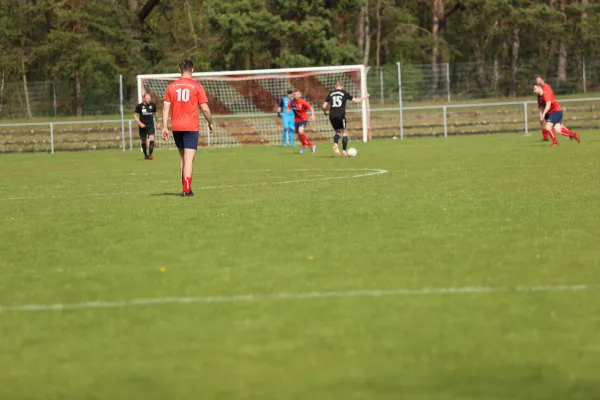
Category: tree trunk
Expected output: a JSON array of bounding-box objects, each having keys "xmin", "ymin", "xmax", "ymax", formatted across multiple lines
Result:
[
  {"xmin": 431, "ymin": 0, "xmax": 444, "ymax": 91},
  {"xmin": 510, "ymin": 25, "xmax": 520, "ymax": 98},
  {"xmin": 357, "ymin": 5, "xmax": 365, "ymax": 62},
  {"xmin": 184, "ymin": 0, "xmax": 199, "ymax": 51},
  {"xmin": 375, "ymin": 0, "xmax": 382, "ymax": 70},
  {"xmin": 0, "ymin": 70, "xmax": 5, "ymax": 117},
  {"xmin": 362, "ymin": 0, "xmax": 370, "ymax": 66},
  {"xmin": 20, "ymin": 39, "xmax": 32, "ymax": 118},
  {"xmin": 73, "ymin": 69, "xmax": 82, "ymax": 116},
  {"xmin": 557, "ymin": 0, "xmax": 567, "ymax": 82}
]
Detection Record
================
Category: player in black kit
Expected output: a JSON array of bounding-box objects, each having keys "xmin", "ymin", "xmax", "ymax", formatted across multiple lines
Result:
[
  {"xmin": 322, "ymin": 81, "xmax": 369, "ymax": 157},
  {"xmin": 134, "ymin": 94, "xmax": 160, "ymax": 160}
]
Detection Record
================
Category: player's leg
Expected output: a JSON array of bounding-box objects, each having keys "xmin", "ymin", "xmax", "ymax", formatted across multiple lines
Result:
[
  {"xmin": 544, "ymin": 121, "xmax": 559, "ymax": 146},
  {"xmin": 330, "ymin": 117, "xmax": 341, "ymax": 156},
  {"xmin": 282, "ymin": 119, "xmax": 287, "ymax": 147},
  {"xmin": 286, "ymin": 120, "xmax": 295, "ymax": 146},
  {"xmin": 540, "ymin": 120, "xmax": 549, "ymax": 141},
  {"xmin": 148, "ymin": 133, "xmax": 155, "ymax": 159},
  {"xmin": 341, "ymin": 118, "xmax": 349, "ymax": 156},
  {"xmin": 299, "ymin": 122, "xmax": 315, "ymax": 153},
  {"xmin": 180, "ymin": 131, "xmax": 199, "ymax": 196},
  {"xmin": 559, "ymin": 124, "xmax": 581, "ymax": 143},
  {"xmin": 140, "ymin": 130, "xmax": 148, "ymax": 159}
]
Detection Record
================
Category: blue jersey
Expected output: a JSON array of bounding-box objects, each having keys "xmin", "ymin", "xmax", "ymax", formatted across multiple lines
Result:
[{"xmin": 279, "ymin": 97, "xmax": 294, "ymax": 120}]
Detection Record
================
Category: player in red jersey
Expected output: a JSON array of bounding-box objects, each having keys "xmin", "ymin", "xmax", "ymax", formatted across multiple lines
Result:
[
  {"xmin": 162, "ymin": 60, "xmax": 215, "ymax": 196},
  {"xmin": 287, "ymin": 90, "xmax": 316, "ymax": 154},
  {"xmin": 536, "ymin": 76, "xmax": 579, "ymax": 141},
  {"xmin": 534, "ymin": 83, "xmax": 580, "ymax": 147}
]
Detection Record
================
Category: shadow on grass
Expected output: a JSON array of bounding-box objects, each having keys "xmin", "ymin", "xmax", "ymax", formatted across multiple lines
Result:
[{"xmin": 151, "ymin": 192, "xmax": 181, "ymax": 197}]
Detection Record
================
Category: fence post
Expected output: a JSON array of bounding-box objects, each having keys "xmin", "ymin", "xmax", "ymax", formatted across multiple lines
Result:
[
  {"xmin": 442, "ymin": 106, "xmax": 448, "ymax": 138},
  {"xmin": 523, "ymin": 102, "xmax": 529, "ymax": 136},
  {"xmin": 50, "ymin": 123, "xmax": 54, "ymax": 154},
  {"xmin": 379, "ymin": 66, "xmax": 384, "ymax": 104},
  {"xmin": 128, "ymin": 120, "xmax": 133, "ymax": 151},
  {"xmin": 119, "ymin": 75, "xmax": 125, "ymax": 151},
  {"xmin": 446, "ymin": 62, "xmax": 451, "ymax": 103},
  {"xmin": 396, "ymin": 62, "xmax": 404, "ymax": 140},
  {"xmin": 582, "ymin": 57, "xmax": 587, "ymax": 94}
]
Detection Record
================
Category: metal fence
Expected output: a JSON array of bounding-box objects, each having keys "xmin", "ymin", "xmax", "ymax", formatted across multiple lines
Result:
[
  {"xmin": 3, "ymin": 58, "xmax": 600, "ymax": 119},
  {"xmin": 2, "ymin": 96, "xmax": 599, "ymax": 153},
  {"xmin": 366, "ymin": 58, "xmax": 600, "ymax": 104}
]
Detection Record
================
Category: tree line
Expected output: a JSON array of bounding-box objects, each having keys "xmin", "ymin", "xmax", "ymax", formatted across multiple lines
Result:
[{"xmin": 1, "ymin": 0, "xmax": 599, "ymax": 117}]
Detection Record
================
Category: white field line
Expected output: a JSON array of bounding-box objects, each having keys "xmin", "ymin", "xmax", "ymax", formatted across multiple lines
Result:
[
  {"xmin": 0, "ymin": 284, "xmax": 596, "ymax": 313},
  {"xmin": 0, "ymin": 168, "xmax": 388, "ymax": 201}
]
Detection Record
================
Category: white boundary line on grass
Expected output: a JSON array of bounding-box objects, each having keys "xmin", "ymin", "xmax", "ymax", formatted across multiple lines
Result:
[
  {"xmin": 0, "ymin": 168, "xmax": 388, "ymax": 201},
  {"xmin": 0, "ymin": 284, "xmax": 596, "ymax": 313}
]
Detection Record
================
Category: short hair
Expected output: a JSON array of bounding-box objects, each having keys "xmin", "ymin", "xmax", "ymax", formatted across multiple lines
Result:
[
  {"xmin": 179, "ymin": 60, "xmax": 194, "ymax": 73},
  {"xmin": 335, "ymin": 80, "xmax": 343, "ymax": 88},
  {"xmin": 287, "ymin": 90, "xmax": 293, "ymax": 95}
]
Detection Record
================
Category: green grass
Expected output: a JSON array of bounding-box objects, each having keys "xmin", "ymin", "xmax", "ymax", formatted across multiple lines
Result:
[{"xmin": 1, "ymin": 134, "xmax": 600, "ymax": 400}]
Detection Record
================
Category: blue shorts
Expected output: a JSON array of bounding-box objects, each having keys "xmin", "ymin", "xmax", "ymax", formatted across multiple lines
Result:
[
  {"xmin": 295, "ymin": 121, "xmax": 308, "ymax": 133},
  {"xmin": 547, "ymin": 111, "xmax": 563, "ymax": 125},
  {"xmin": 283, "ymin": 118, "xmax": 295, "ymax": 130},
  {"xmin": 173, "ymin": 131, "xmax": 199, "ymax": 150}
]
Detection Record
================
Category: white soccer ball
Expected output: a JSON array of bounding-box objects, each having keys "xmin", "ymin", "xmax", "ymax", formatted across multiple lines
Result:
[{"xmin": 347, "ymin": 147, "xmax": 357, "ymax": 157}]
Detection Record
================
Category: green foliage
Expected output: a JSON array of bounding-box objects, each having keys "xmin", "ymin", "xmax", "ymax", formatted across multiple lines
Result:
[{"xmin": 2, "ymin": 0, "xmax": 600, "ymax": 115}]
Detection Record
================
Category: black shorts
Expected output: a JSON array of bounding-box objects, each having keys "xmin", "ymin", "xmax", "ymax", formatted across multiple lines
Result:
[
  {"xmin": 139, "ymin": 126, "xmax": 155, "ymax": 138},
  {"xmin": 173, "ymin": 131, "xmax": 199, "ymax": 150},
  {"xmin": 329, "ymin": 116, "xmax": 346, "ymax": 131}
]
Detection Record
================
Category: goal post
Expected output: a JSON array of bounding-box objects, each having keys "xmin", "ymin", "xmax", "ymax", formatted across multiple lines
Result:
[{"xmin": 137, "ymin": 65, "xmax": 371, "ymax": 148}]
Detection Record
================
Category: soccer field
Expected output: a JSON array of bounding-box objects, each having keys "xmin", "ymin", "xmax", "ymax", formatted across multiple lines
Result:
[{"xmin": 1, "ymin": 134, "xmax": 600, "ymax": 400}]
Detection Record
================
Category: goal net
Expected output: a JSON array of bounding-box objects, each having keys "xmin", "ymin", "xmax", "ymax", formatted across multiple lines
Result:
[{"xmin": 137, "ymin": 65, "xmax": 370, "ymax": 148}]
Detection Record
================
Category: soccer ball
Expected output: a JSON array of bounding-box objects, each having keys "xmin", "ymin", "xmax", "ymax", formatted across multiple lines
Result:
[{"xmin": 347, "ymin": 147, "xmax": 358, "ymax": 157}]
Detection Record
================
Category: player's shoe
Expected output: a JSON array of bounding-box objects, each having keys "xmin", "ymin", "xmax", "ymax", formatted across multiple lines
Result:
[
  {"xmin": 574, "ymin": 133, "xmax": 581, "ymax": 143},
  {"xmin": 311, "ymin": 145, "xmax": 316, "ymax": 153},
  {"xmin": 148, "ymin": 156, "xmax": 153, "ymax": 160},
  {"xmin": 342, "ymin": 150, "xmax": 348, "ymax": 158},
  {"xmin": 181, "ymin": 190, "xmax": 194, "ymax": 197},
  {"xmin": 144, "ymin": 155, "xmax": 149, "ymax": 160},
  {"xmin": 550, "ymin": 142, "xmax": 559, "ymax": 147},
  {"xmin": 300, "ymin": 147, "xmax": 305, "ymax": 155},
  {"xmin": 333, "ymin": 144, "xmax": 341, "ymax": 156}
]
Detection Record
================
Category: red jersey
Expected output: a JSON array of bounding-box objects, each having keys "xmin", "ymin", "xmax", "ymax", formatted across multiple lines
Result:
[
  {"xmin": 287, "ymin": 98, "xmax": 313, "ymax": 123},
  {"xmin": 164, "ymin": 77, "xmax": 208, "ymax": 131},
  {"xmin": 542, "ymin": 85, "xmax": 561, "ymax": 115}
]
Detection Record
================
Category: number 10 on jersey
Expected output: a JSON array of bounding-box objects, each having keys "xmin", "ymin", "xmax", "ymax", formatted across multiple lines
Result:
[{"xmin": 176, "ymin": 88, "xmax": 190, "ymax": 102}]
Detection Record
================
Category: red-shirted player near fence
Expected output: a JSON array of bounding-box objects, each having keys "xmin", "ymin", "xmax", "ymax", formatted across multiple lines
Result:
[
  {"xmin": 533, "ymin": 83, "xmax": 580, "ymax": 147},
  {"xmin": 162, "ymin": 60, "xmax": 214, "ymax": 197},
  {"xmin": 287, "ymin": 90, "xmax": 316, "ymax": 154},
  {"xmin": 535, "ymin": 76, "xmax": 579, "ymax": 141}
]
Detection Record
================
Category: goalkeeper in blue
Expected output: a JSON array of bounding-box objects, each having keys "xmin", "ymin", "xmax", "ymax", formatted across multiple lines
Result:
[{"xmin": 277, "ymin": 90, "xmax": 295, "ymax": 147}]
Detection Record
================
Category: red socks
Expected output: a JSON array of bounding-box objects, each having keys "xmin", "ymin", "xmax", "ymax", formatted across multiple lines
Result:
[
  {"xmin": 560, "ymin": 126, "xmax": 576, "ymax": 138},
  {"xmin": 183, "ymin": 177, "xmax": 192, "ymax": 193},
  {"xmin": 542, "ymin": 129, "xmax": 549, "ymax": 140},
  {"xmin": 300, "ymin": 134, "xmax": 313, "ymax": 148}
]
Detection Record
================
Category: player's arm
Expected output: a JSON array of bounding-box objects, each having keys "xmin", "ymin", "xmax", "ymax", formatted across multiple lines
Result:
[
  {"xmin": 322, "ymin": 101, "xmax": 329, "ymax": 116},
  {"xmin": 541, "ymin": 93, "xmax": 552, "ymax": 120},
  {"xmin": 133, "ymin": 106, "xmax": 145, "ymax": 128},
  {"xmin": 352, "ymin": 93, "xmax": 370, "ymax": 103},
  {"xmin": 277, "ymin": 99, "xmax": 283, "ymax": 117},
  {"xmin": 200, "ymin": 103, "xmax": 215, "ymax": 133},
  {"xmin": 162, "ymin": 102, "xmax": 171, "ymax": 140}
]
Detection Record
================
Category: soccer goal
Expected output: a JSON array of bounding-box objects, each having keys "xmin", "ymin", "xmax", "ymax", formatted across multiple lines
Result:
[{"xmin": 137, "ymin": 65, "xmax": 370, "ymax": 148}]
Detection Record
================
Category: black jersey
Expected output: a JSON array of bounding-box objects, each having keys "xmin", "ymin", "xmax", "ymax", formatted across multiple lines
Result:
[
  {"xmin": 325, "ymin": 90, "xmax": 353, "ymax": 118},
  {"xmin": 134, "ymin": 102, "xmax": 157, "ymax": 126}
]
